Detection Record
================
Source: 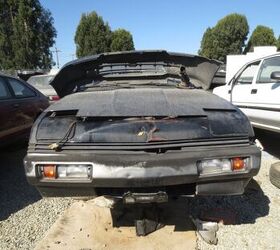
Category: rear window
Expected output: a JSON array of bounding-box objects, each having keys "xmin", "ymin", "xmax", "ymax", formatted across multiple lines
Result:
[
  {"xmin": 8, "ymin": 78, "xmax": 35, "ymax": 98},
  {"xmin": 28, "ymin": 75, "xmax": 54, "ymax": 89}
]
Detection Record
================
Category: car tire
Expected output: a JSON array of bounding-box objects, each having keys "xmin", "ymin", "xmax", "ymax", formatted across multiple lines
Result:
[{"xmin": 269, "ymin": 162, "xmax": 280, "ymax": 189}]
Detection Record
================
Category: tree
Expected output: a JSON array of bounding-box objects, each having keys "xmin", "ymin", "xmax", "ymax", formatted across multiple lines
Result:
[
  {"xmin": 0, "ymin": 0, "xmax": 13, "ymax": 69},
  {"xmin": 75, "ymin": 12, "xmax": 135, "ymax": 57},
  {"xmin": 75, "ymin": 12, "xmax": 111, "ymax": 58},
  {"xmin": 244, "ymin": 25, "xmax": 277, "ymax": 53},
  {"xmin": 198, "ymin": 28, "xmax": 214, "ymax": 59},
  {"xmin": 110, "ymin": 29, "xmax": 134, "ymax": 52},
  {"xmin": 199, "ymin": 13, "xmax": 249, "ymax": 62},
  {"xmin": 0, "ymin": 0, "xmax": 56, "ymax": 69},
  {"xmin": 277, "ymin": 35, "xmax": 280, "ymax": 51}
]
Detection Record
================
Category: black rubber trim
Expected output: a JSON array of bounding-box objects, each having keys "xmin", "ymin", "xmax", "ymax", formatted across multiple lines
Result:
[{"xmin": 30, "ymin": 138, "xmax": 250, "ymax": 152}]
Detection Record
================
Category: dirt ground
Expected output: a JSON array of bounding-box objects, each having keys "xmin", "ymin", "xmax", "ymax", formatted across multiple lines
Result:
[{"xmin": 34, "ymin": 197, "xmax": 197, "ymax": 250}]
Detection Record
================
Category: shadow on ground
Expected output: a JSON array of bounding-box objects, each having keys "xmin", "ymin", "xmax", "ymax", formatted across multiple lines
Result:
[
  {"xmin": 254, "ymin": 128, "xmax": 280, "ymax": 159},
  {"xmin": 0, "ymin": 143, "xmax": 41, "ymax": 221},
  {"xmin": 110, "ymin": 178, "xmax": 269, "ymax": 230},
  {"xmin": 111, "ymin": 197, "xmax": 194, "ymax": 232},
  {"xmin": 188, "ymin": 179, "xmax": 270, "ymax": 225}
]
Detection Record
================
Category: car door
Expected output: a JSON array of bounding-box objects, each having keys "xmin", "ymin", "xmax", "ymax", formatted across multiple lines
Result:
[
  {"xmin": 249, "ymin": 56, "xmax": 280, "ymax": 132},
  {"xmin": 0, "ymin": 76, "xmax": 18, "ymax": 139},
  {"xmin": 6, "ymin": 77, "xmax": 38, "ymax": 134},
  {"xmin": 231, "ymin": 60, "xmax": 261, "ymax": 107},
  {"xmin": 213, "ymin": 61, "xmax": 261, "ymax": 104}
]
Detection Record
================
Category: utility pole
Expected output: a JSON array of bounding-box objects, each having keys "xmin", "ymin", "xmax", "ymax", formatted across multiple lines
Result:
[{"xmin": 52, "ymin": 47, "xmax": 61, "ymax": 68}]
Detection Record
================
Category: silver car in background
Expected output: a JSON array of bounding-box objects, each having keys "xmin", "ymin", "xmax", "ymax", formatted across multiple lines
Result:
[{"xmin": 27, "ymin": 74, "xmax": 60, "ymax": 101}]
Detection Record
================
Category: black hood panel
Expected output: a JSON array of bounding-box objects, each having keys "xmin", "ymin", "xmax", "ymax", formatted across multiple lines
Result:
[
  {"xmin": 37, "ymin": 89, "xmax": 254, "ymax": 143},
  {"xmin": 47, "ymin": 89, "xmax": 236, "ymax": 117}
]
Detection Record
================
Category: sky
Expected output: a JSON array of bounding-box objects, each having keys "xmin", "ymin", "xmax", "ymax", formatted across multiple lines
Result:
[{"xmin": 40, "ymin": 0, "xmax": 280, "ymax": 67}]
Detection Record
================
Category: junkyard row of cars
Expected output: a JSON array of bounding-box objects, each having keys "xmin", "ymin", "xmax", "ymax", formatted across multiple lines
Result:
[{"xmin": 1, "ymin": 50, "xmax": 279, "ymax": 203}]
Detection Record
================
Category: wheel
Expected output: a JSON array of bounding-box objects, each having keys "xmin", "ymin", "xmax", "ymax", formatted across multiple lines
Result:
[{"xmin": 269, "ymin": 162, "xmax": 280, "ymax": 189}]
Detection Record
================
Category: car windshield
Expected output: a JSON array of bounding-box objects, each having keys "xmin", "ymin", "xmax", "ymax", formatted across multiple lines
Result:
[{"xmin": 28, "ymin": 75, "xmax": 55, "ymax": 89}]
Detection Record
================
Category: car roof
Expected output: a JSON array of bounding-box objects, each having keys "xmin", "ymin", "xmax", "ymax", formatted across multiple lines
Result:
[
  {"xmin": 244, "ymin": 52, "xmax": 280, "ymax": 65},
  {"xmin": 0, "ymin": 72, "xmax": 39, "ymax": 90},
  {"xmin": 0, "ymin": 72, "xmax": 20, "ymax": 80}
]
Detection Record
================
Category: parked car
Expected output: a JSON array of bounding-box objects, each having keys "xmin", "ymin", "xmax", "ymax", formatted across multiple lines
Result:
[
  {"xmin": 0, "ymin": 73, "xmax": 49, "ymax": 146},
  {"xmin": 210, "ymin": 64, "xmax": 226, "ymax": 89},
  {"xmin": 214, "ymin": 54, "xmax": 280, "ymax": 133},
  {"xmin": 27, "ymin": 74, "xmax": 60, "ymax": 101},
  {"xmin": 24, "ymin": 51, "xmax": 261, "ymax": 202},
  {"xmin": 17, "ymin": 69, "xmax": 45, "ymax": 81}
]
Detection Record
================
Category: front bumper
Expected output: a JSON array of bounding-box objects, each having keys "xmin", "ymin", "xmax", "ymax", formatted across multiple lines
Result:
[{"xmin": 24, "ymin": 143, "xmax": 261, "ymax": 198}]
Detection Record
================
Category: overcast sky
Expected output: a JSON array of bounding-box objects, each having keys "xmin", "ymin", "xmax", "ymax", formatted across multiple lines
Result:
[{"xmin": 40, "ymin": 0, "xmax": 280, "ymax": 67}]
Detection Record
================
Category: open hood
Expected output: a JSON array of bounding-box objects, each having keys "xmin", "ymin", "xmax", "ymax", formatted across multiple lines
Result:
[{"xmin": 51, "ymin": 50, "xmax": 221, "ymax": 97}]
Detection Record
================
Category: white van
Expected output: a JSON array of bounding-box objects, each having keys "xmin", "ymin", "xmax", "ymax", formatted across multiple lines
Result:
[{"xmin": 213, "ymin": 54, "xmax": 280, "ymax": 133}]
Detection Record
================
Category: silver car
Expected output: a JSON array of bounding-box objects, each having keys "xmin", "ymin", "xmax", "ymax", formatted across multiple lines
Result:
[{"xmin": 27, "ymin": 75, "xmax": 59, "ymax": 101}]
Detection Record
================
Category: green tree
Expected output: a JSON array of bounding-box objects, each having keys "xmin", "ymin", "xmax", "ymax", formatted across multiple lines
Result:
[
  {"xmin": 198, "ymin": 28, "xmax": 214, "ymax": 59},
  {"xmin": 0, "ymin": 0, "xmax": 56, "ymax": 69},
  {"xmin": 75, "ymin": 12, "xmax": 111, "ymax": 58},
  {"xmin": 199, "ymin": 13, "xmax": 249, "ymax": 62},
  {"xmin": 110, "ymin": 29, "xmax": 134, "ymax": 52},
  {"xmin": 244, "ymin": 25, "xmax": 277, "ymax": 53},
  {"xmin": 0, "ymin": 0, "xmax": 13, "ymax": 69}
]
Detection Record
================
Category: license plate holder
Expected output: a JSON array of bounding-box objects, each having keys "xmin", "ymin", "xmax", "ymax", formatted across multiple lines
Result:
[{"xmin": 123, "ymin": 191, "xmax": 168, "ymax": 204}]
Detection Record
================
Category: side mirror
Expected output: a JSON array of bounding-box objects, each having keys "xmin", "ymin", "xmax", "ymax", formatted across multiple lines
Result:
[{"xmin": 270, "ymin": 71, "xmax": 280, "ymax": 80}]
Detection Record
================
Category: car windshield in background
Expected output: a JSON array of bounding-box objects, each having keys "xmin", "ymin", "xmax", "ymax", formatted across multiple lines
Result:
[{"xmin": 28, "ymin": 75, "xmax": 55, "ymax": 89}]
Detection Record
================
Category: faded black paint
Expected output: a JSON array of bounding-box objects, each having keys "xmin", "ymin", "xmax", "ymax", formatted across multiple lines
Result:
[{"xmin": 24, "ymin": 51, "xmax": 261, "ymax": 199}]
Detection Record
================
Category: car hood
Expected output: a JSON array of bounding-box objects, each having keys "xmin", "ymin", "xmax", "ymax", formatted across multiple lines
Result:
[
  {"xmin": 47, "ymin": 88, "xmax": 236, "ymax": 117},
  {"xmin": 37, "ymin": 88, "xmax": 253, "ymax": 144},
  {"xmin": 51, "ymin": 50, "xmax": 221, "ymax": 97}
]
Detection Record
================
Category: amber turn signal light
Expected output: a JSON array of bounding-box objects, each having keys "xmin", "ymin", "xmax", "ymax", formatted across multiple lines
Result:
[
  {"xmin": 43, "ymin": 165, "xmax": 56, "ymax": 178},
  {"xmin": 232, "ymin": 157, "xmax": 245, "ymax": 170}
]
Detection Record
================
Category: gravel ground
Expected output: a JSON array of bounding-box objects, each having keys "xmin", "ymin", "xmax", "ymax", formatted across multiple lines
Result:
[
  {"xmin": 0, "ymin": 131, "xmax": 279, "ymax": 250},
  {"xmin": 0, "ymin": 147, "xmax": 74, "ymax": 250}
]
